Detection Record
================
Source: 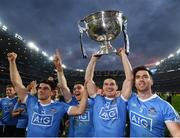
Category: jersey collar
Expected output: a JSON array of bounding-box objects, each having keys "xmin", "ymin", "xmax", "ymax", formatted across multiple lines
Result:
[
  {"xmin": 105, "ymin": 97, "xmax": 115, "ymax": 100},
  {"xmin": 6, "ymin": 96, "xmax": 17, "ymax": 100},
  {"xmin": 138, "ymin": 93, "xmax": 158, "ymax": 102},
  {"xmin": 39, "ymin": 100, "xmax": 54, "ymax": 106}
]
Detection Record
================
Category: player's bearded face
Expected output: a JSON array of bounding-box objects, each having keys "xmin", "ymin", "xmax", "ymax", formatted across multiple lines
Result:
[
  {"xmin": 37, "ymin": 83, "xmax": 52, "ymax": 100},
  {"xmin": 135, "ymin": 70, "xmax": 153, "ymax": 92}
]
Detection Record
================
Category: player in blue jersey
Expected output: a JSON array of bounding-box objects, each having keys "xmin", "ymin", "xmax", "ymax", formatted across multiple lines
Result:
[
  {"xmin": 12, "ymin": 98, "xmax": 28, "ymax": 136},
  {"xmin": 53, "ymin": 50, "xmax": 94, "ymax": 137},
  {"xmin": 7, "ymin": 52, "xmax": 88, "ymax": 137},
  {"xmin": 0, "ymin": 84, "xmax": 18, "ymax": 136},
  {"xmin": 128, "ymin": 66, "xmax": 180, "ymax": 137},
  {"xmin": 66, "ymin": 85, "xmax": 94, "ymax": 137},
  {"xmin": 12, "ymin": 81, "xmax": 37, "ymax": 137},
  {"xmin": 85, "ymin": 48, "xmax": 133, "ymax": 137}
]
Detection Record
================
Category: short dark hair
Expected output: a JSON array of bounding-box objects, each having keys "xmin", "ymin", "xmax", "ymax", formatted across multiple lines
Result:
[
  {"xmin": 39, "ymin": 80, "xmax": 56, "ymax": 91},
  {"xmin": 133, "ymin": 66, "xmax": 153, "ymax": 78},
  {"xmin": 6, "ymin": 84, "xmax": 14, "ymax": 89}
]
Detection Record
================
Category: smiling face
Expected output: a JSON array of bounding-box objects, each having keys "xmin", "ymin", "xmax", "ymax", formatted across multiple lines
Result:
[
  {"xmin": 73, "ymin": 84, "xmax": 84, "ymax": 101},
  {"xmin": 103, "ymin": 79, "xmax": 118, "ymax": 98},
  {"xmin": 134, "ymin": 70, "xmax": 153, "ymax": 93}
]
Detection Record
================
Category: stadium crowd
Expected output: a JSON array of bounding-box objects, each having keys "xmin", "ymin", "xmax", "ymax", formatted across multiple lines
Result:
[{"xmin": 0, "ymin": 47, "xmax": 180, "ymax": 137}]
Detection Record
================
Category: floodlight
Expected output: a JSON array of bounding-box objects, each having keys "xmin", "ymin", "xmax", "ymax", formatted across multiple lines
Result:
[
  {"xmin": 62, "ymin": 64, "xmax": 66, "ymax": 69},
  {"xmin": 76, "ymin": 69, "xmax": 84, "ymax": 72},
  {"xmin": 27, "ymin": 41, "xmax": 39, "ymax": 52},
  {"xmin": 177, "ymin": 49, "xmax": 180, "ymax": 54},
  {"xmin": 79, "ymin": 69, "xmax": 84, "ymax": 72},
  {"xmin": 155, "ymin": 61, "xmax": 160, "ymax": 66},
  {"xmin": 42, "ymin": 51, "xmax": 48, "ymax": 57},
  {"xmin": 49, "ymin": 56, "xmax": 53, "ymax": 61},
  {"xmin": 27, "ymin": 42, "xmax": 35, "ymax": 48},
  {"xmin": 35, "ymin": 47, "xmax": 39, "ymax": 52},
  {"xmin": 168, "ymin": 54, "xmax": 174, "ymax": 59},
  {"xmin": 160, "ymin": 59, "xmax": 164, "ymax": 63}
]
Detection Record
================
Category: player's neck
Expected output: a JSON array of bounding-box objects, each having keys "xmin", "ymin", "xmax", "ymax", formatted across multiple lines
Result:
[
  {"xmin": 7, "ymin": 95, "xmax": 16, "ymax": 99},
  {"xmin": 137, "ymin": 89, "xmax": 153, "ymax": 100},
  {"xmin": 39, "ymin": 98, "xmax": 51, "ymax": 104}
]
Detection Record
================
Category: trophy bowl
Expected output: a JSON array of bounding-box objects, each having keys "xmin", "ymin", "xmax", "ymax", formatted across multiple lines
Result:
[{"xmin": 78, "ymin": 10, "xmax": 129, "ymax": 57}]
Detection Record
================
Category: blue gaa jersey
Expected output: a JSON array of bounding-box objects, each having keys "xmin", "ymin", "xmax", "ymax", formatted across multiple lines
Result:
[
  {"xmin": 128, "ymin": 93, "xmax": 180, "ymax": 137},
  {"xmin": 93, "ymin": 95, "xmax": 127, "ymax": 137},
  {"xmin": 0, "ymin": 97, "xmax": 18, "ymax": 125},
  {"xmin": 25, "ymin": 94, "xmax": 71, "ymax": 137},
  {"xmin": 68, "ymin": 97, "xmax": 94, "ymax": 137},
  {"xmin": 13, "ymin": 102, "xmax": 28, "ymax": 128}
]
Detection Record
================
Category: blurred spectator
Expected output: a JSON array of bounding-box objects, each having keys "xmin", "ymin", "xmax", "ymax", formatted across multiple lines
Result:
[{"xmin": 166, "ymin": 92, "xmax": 172, "ymax": 104}]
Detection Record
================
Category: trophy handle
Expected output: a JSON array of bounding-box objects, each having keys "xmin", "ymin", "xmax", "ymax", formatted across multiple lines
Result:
[
  {"xmin": 78, "ymin": 20, "xmax": 87, "ymax": 58},
  {"xmin": 122, "ymin": 17, "xmax": 130, "ymax": 55}
]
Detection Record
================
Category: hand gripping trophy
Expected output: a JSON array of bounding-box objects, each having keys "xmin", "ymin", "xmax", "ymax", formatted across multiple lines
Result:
[{"xmin": 78, "ymin": 10, "xmax": 129, "ymax": 58}]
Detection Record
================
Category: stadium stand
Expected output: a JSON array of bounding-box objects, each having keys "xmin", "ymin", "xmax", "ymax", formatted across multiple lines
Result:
[
  {"xmin": 0, "ymin": 23, "xmax": 180, "ymax": 95},
  {"xmin": 153, "ymin": 52, "xmax": 180, "ymax": 93}
]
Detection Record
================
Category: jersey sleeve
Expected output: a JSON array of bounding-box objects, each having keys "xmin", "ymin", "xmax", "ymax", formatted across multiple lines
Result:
[
  {"xmin": 89, "ymin": 93, "xmax": 97, "ymax": 98},
  {"xmin": 67, "ymin": 97, "xmax": 78, "ymax": 106},
  {"xmin": 163, "ymin": 101, "xmax": 180, "ymax": 123},
  {"xmin": 59, "ymin": 101, "xmax": 71, "ymax": 114},
  {"xmin": 25, "ymin": 94, "xmax": 38, "ymax": 111},
  {"xmin": 88, "ymin": 98, "xmax": 94, "ymax": 106}
]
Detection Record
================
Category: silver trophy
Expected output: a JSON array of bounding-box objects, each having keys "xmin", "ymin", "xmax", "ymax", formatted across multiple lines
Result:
[{"xmin": 78, "ymin": 10, "xmax": 129, "ymax": 58}]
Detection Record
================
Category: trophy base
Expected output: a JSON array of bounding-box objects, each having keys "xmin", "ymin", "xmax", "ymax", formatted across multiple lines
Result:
[{"xmin": 95, "ymin": 45, "xmax": 117, "ymax": 56}]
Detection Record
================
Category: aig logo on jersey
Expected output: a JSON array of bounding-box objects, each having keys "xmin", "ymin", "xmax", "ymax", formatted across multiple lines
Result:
[
  {"xmin": 31, "ymin": 112, "xmax": 53, "ymax": 126},
  {"xmin": 79, "ymin": 111, "xmax": 90, "ymax": 121},
  {"xmin": 99, "ymin": 107, "xmax": 118, "ymax": 120},
  {"xmin": 130, "ymin": 111, "xmax": 152, "ymax": 131}
]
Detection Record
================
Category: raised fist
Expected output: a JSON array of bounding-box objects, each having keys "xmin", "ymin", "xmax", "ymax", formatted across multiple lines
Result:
[{"xmin": 7, "ymin": 52, "xmax": 17, "ymax": 62}]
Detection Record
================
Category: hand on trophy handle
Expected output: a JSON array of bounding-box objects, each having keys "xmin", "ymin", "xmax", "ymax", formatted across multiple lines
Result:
[
  {"xmin": 91, "ymin": 53, "xmax": 102, "ymax": 61},
  {"xmin": 116, "ymin": 48, "xmax": 126, "ymax": 57}
]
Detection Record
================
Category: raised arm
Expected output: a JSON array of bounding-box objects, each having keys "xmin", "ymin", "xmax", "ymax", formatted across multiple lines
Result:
[
  {"xmin": 27, "ymin": 80, "xmax": 37, "ymax": 96},
  {"xmin": 68, "ymin": 82, "xmax": 88, "ymax": 115},
  {"xmin": 117, "ymin": 48, "xmax": 133, "ymax": 100},
  {"xmin": 53, "ymin": 50, "xmax": 72, "ymax": 102},
  {"xmin": 85, "ymin": 55, "xmax": 100, "ymax": 97},
  {"xmin": 7, "ymin": 52, "xmax": 27, "ymax": 101}
]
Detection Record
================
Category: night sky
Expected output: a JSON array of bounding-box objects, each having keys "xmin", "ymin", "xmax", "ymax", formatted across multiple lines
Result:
[{"xmin": 0, "ymin": 0, "xmax": 180, "ymax": 70}]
